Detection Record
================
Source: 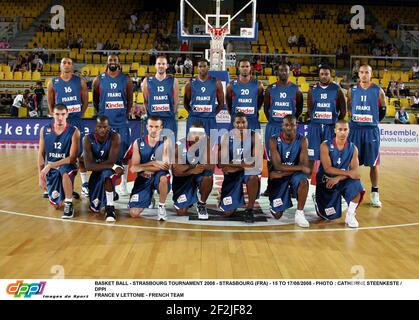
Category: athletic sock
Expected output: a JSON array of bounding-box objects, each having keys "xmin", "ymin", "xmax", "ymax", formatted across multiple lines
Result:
[
  {"xmin": 371, "ymin": 187, "xmax": 379, "ymax": 193},
  {"xmin": 121, "ymin": 165, "xmax": 129, "ymax": 186},
  {"xmin": 158, "ymin": 202, "xmax": 165, "ymax": 208},
  {"xmin": 295, "ymin": 209, "xmax": 304, "ymax": 215},
  {"xmin": 80, "ymin": 172, "xmax": 88, "ymax": 184},
  {"xmin": 64, "ymin": 198, "xmax": 72, "ymax": 203},
  {"xmin": 347, "ymin": 201, "xmax": 358, "ymax": 215},
  {"xmin": 106, "ymin": 191, "xmax": 114, "ymax": 206}
]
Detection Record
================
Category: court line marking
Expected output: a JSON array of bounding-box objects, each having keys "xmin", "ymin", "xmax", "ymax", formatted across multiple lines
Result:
[{"xmin": 1, "ymin": 208, "xmax": 419, "ymax": 234}]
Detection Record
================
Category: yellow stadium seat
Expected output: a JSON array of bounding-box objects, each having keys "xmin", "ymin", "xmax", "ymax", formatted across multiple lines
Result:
[
  {"xmin": 122, "ymin": 65, "xmax": 130, "ymax": 74},
  {"xmin": 268, "ymin": 76, "xmax": 277, "ymax": 84},
  {"xmin": 408, "ymin": 113, "xmax": 416, "ymax": 124},
  {"xmin": 32, "ymin": 72, "xmax": 41, "ymax": 81},
  {"xmin": 138, "ymin": 66, "xmax": 147, "ymax": 77},
  {"xmin": 23, "ymin": 71, "xmax": 32, "ymax": 80},
  {"xmin": 0, "ymin": 72, "xmax": 4, "ymax": 80},
  {"xmin": 99, "ymin": 65, "xmax": 107, "ymax": 73},
  {"xmin": 136, "ymin": 93, "xmax": 144, "ymax": 104},
  {"xmin": 264, "ymin": 67, "xmax": 272, "ymax": 76},
  {"xmin": 386, "ymin": 103, "xmax": 396, "ymax": 117},
  {"xmin": 14, "ymin": 72, "xmax": 23, "ymax": 80},
  {"xmin": 177, "ymin": 108, "xmax": 188, "ymax": 120},
  {"xmin": 148, "ymin": 65, "xmax": 156, "ymax": 73},
  {"xmin": 51, "ymin": 64, "xmax": 59, "ymax": 72},
  {"xmin": 18, "ymin": 107, "xmax": 28, "ymax": 117},
  {"xmin": 131, "ymin": 62, "xmax": 140, "ymax": 71},
  {"xmin": 83, "ymin": 106, "xmax": 95, "ymax": 119},
  {"xmin": 300, "ymin": 82, "xmax": 310, "ymax": 93},
  {"xmin": 258, "ymin": 109, "xmax": 268, "ymax": 123},
  {"xmin": 90, "ymin": 67, "xmax": 99, "ymax": 76},
  {"xmin": 2, "ymin": 65, "xmax": 11, "ymax": 73},
  {"xmin": 400, "ymin": 98, "xmax": 410, "ymax": 108}
]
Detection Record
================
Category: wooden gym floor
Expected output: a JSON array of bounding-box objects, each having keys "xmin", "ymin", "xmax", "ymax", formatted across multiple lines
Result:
[{"xmin": 0, "ymin": 149, "xmax": 418, "ymax": 279}]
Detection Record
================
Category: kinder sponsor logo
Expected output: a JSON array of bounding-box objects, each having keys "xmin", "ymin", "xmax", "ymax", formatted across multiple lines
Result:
[
  {"xmin": 352, "ymin": 114, "xmax": 373, "ymax": 123},
  {"xmin": 151, "ymin": 104, "xmax": 170, "ymax": 112},
  {"xmin": 273, "ymin": 198, "xmax": 283, "ymax": 207},
  {"xmin": 223, "ymin": 196, "xmax": 232, "ymax": 206},
  {"xmin": 192, "ymin": 105, "xmax": 212, "ymax": 113},
  {"xmin": 177, "ymin": 194, "xmax": 187, "ymax": 203},
  {"xmin": 105, "ymin": 101, "xmax": 124, "ymax": 109},
  {"xmin": 313, "ymin": 111, "xmax": 332, "ymax": 120},
  {"xmin": 325, "ymin": 207, "xmax": 336, "ymax": 216},
  {"xmin": 272, "ymin": 110, "xmax": 292, "ymax": 118},
  {"xmin": 67, "ymin": 104, "xmax": 81, "ymax": 113},
  {"xmin": 236, "ymin": 107, "xmax": 255, "ymax": 114},
  {"xmin": 6, "ymin": 280, "xmax": 46, "ymax": 298}
]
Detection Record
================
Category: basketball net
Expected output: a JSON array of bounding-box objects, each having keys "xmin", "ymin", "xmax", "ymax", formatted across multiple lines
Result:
[{"xmin": 209, "ymin": 27, "xmax": 228, "ymax": 71}]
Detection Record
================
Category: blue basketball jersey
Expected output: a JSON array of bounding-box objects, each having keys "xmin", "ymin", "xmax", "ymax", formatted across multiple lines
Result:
[
  {"xmin": 268, "ymin": 82, "xmax": 298, "ymax": 124},
  {"xmin": 231, "ymin": 78, "xmax": 260, "ymax": 124},
  {"xmin": 189, "ymin": 76, "xmax": 218, "ymax": 118},
  {"xmin": 350, "ymin": 83, "xmax": 381, "ymax": 127},
  {"xmin": 98, "ymin": 72, "xmax": 129, "ymax": 128},
  {"xmin": 177, "ymin": 137, "xmax": 208, "ymax": 165},
  {"xmin": 228, "ymin": 133, "xmax": 253, "ymax": 164},
  {"xmin": 146, "ymin": 75, "xmax": 175, "ymax": 118},
  {"xmin": 43, "ymin": 124, "xmax": 76, "ymax": 164},
  {"xmin": 52, "ymin": 75, "xmax": 83, "ymax": 127},
  {"xmin": 88, "ymin": 131, "xmax": 115, "ymax": 163},
  {"xmin": 273, "ymin": 133, "xmax": 303, "ymax": 166},
  {"xmin": 136, "ymin": 136, "xmax": 164, "ymax": 164},
  {"xmin": 311, "ymin": 82, "xmax": 340, "ymax": 124},
  {"xmin": 318, "ymin": 139, "xmax": 355, "ymax": 179}
]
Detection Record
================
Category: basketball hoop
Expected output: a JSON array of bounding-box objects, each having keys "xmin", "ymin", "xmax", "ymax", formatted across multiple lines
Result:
[{"xmin": 209, "ymin": 27, "xmax": 228, "ymax": 70}]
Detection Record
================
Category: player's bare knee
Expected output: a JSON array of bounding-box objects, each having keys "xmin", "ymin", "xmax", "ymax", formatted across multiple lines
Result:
[
  {"xmin": 130, "ymin": 208, "xmax": 144, "ymax": 218},
  {"xmin": 176, "ymin": 208, "xmax": 188, "ymax": 216}
]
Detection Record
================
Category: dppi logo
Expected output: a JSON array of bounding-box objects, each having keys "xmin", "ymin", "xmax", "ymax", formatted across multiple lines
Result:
[{"xmin": 6, "ymin": 280, "xmax": 46, "ymax": 298}]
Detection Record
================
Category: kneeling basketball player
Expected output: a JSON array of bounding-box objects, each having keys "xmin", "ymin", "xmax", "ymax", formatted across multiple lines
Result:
[
  {"xmin": 83, "ymin": 115, "xmax": 124, "ymax": 222},
  {"xmin": 128, "ymin": 116, "xmax": 171, "ymax": 221},
  {"xmin": 219, "ymin": 112, "xmax": 262, "ymax": 223},
  {"xmin": 268, "ymin": 115, "xmax": 311, "ymax": 227},
  {"xmin": 315, "ymin": 119, "xmax": 365, "ymax": 228}
]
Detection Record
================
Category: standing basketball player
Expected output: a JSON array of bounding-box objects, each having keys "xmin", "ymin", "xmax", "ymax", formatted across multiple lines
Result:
[
  {"xmin": 268, "ymin": 115, "xmax": 310, "ymax": 227},
  {"xmin": 141, "ymin": 55, "xmax": 179, "ymax": 139},
  {"xmin": 128, "ymin": 116, "xmax": 171, "ymax": 221},
  {"xmin": 83, "ymin": 115, "xmax": 124, "ymax": 222},
  {"xmin": 184, "ymin": 58, "xmax": 224, "ymax": 136},
  {"xmin": 315, "ymin": 120, "xmax": 365, "ymax": 228},
  {"xmin": 307, "ymin": 64, "xmax": 346, "ymax": 164},
  {"xmin": 226, "ymin": 58, "xmax": 264, "ymax": 131},
  {"xmin": 172, "ymin": 122, "xmax": 215, "ymax": 219},
  {"xmin": 348, "ymin": 64, "xmax": 386, "ymax": 207},
  {"xmin": 47, "ymin": 57, "xmax": 88, "ymax": 197},
  {"xmin": 93, "ymin": 54, "xmax": 133, "ymax": 196},
  {"xmin": 38, "ymin": 104, "xmax": 80, "ymax": 219},
  {"xmin": 263, "ymin": 63, "xmax": 303, "ymax": 195},
  {"xmin": 219, "ymin": 112, "xmax": 262, "ymax": 223}
]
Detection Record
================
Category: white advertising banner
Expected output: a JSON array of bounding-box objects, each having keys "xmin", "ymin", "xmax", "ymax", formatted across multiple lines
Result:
[{"xmin": 379, "ymin": 124, "xmax": 419, "ymax": 155}]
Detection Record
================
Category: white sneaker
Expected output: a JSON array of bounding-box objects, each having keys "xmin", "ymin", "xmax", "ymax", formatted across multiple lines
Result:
[
  {"xmin": 119, "ymin": 183, "xmax": 129, "ymax": 196},
  {"xmin": 197, "ymin": 202, "xmax": 209, "ymax": 220},
  {"xmin": 295, "ymin": 211, "xmax": 309, "ymax": 228},
  {"xmin": 345, "ymin": 212, "xmax": 359, "ymax": 228},
  {"xmin": 370, "ymin": 192, "xmax": 382, "ymax": 208},
  {"xmin": 157, "ymin": 206, "xmax": 167, "ymax": 221},
  {"xmin": 148, "ymin": 197, "xmax": 156, "ymax": 209}
]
